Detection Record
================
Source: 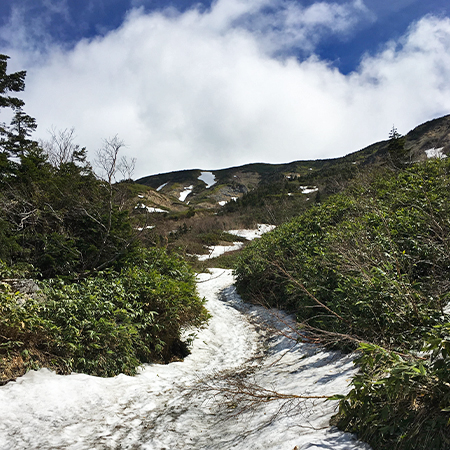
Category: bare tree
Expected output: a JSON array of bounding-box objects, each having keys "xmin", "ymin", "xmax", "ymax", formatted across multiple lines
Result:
[
  {"xmin": 41, "ymin": 127, "xmax": 82, "ymax": 168},
  {"xmin": 95, "ymin": 135, "xmax": 124, "ymax": 184},
  {"xmin": 89, "ymin": 136, "xmax": 144, "ymax": 271},
  {"xmin": 95, "ymin": 135, "xmax": 137, "ymax": 182},
  {"xmin": 118, "ymin": 155, "xmax": 136, "ymax": 181},
  {"xmin": 89, "ymin": 136, "xmax": 125, "ymax": 270}
]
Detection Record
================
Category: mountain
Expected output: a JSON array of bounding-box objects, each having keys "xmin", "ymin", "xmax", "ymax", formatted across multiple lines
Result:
[{"xmin": 135, "ymin": 114, "xmax": 450, "ymax": 213}]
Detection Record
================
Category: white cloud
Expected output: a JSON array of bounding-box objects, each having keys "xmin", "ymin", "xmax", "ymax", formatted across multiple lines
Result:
[
  {"xmin": 1, "ymin": 2, "xmax": 450, "ymax": 179},
  {"xmin": 232, "ymin": 0, "xmax": 374, "ymax": 54}
]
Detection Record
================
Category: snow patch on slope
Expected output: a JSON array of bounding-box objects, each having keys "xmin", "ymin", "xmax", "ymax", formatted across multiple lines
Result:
[
  {"xmin": 137, "ymin": 225, "xmax": 155, "ymax": 231},
  {"xmin": 229, "ymin": 223, "xmax": 276, "ymax": 240},
  {"xmin": 219, "ymin": 196, "xmax": 238, "ymax": 206},
  {"xmin": 197, "ymin": 224, "xmax": 276, "ymax": 260},
  {"xmin": 156, "ymin": 182, "xmax": 168, "ymax": 191},
  {"xmin": 300, "ymin": 185, "xmax": 319, "ymax": 194},
  {"xmin": 179, "ymin": 185, "xmax": 194, "ymax": 202},
  {"xmin": 134, "ymin": 203, "xmax": 168, "ymax": 213},
  {"xmin": 197, "ymin": 243, "xmax": 244, "ymax": 260},
  {"xmin": 425, "ymin": 147, "xmax": 447, "ymax": 159},
  {"xmin": 198, "ymin": 171, "xmax": 216, "ymax": 188}
]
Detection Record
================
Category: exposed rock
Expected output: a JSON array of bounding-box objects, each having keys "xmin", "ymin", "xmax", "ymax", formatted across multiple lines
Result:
[{"xmin": 1, "ymin": 279, "xmax": 43, "ymax": 305}]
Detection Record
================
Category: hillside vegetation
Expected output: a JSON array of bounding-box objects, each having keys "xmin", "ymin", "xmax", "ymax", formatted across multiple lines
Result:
[
  {"xmin": 134, "ymin": 116, "xmax": 450, "ymax": 254},
  {"xmin": 234, "ymin": 158, "xmax": 450, "ymax": 449},
  {"xmin": 0, "ymin": 54, "xmax": 209, "ymax": 381},
  {"xmin": 2, "ymin": 52, "xmax": 450, "ymax": 449}
]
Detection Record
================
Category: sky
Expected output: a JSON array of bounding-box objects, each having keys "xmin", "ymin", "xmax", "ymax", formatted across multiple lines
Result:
[{"xmin": 1, "ymin": 0, "xmax": 450, "ymax": 178}]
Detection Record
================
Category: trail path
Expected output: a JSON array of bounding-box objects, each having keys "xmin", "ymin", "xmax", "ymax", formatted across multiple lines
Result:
[{"xmin": 0, "ymin": 269, "xmax": 370, "ymax": 450}]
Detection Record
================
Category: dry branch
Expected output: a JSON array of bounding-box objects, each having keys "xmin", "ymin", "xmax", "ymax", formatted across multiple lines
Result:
[{"xmin": 272, "ymin": 261, "xmax": 351, "ymax": 325}]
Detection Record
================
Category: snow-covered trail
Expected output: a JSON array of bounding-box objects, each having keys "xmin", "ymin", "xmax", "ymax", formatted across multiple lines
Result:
[{"xmin": 0, "ymin": 270, "xmax": 370, "ymax": 450}]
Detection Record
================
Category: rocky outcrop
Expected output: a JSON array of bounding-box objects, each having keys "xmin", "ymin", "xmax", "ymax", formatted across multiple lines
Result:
[{"xmin": 1, "ymin": 279, "xmax": 43, "ymax": 305}]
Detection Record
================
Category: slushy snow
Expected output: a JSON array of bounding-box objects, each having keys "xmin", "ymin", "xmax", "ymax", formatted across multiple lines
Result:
[
  {"xmin": 0, "ymin": 224, "xmax": 370, "ymax": 450},
  {"xmin": 0, "ymin": 269, "xmax": 370, "ymax": 450},
  {"xmin": 198, "ymin": 172, "xmax": 216, "ymax": 188}
]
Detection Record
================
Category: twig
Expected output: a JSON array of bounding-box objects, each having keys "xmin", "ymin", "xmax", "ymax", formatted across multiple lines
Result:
[{"xmin": 272, "ymin": 261, "xmax": 351, "ymax": 325}]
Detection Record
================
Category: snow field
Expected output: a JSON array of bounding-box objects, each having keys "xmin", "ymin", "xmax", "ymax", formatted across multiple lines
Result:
[
  {"xmin": 198, "ymin": 172, "xmax": 216, "ymax": 188},
  {"xmin": 196, "ymin": 224, "xmax": 276, "ymax": 261},
  {"xmin": 0, "ymin": 269, "xmax": 370, "ymax": 450}
]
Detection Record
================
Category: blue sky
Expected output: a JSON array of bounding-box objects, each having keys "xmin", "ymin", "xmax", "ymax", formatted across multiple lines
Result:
[{"xmin": 1, "ymin": 0, "xmax": 450, "ymax": 177}]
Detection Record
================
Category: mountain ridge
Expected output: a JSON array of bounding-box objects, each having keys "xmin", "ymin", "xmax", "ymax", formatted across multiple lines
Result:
[{"xmin": 135, "ymin": 114, "xmax": 450, "ymax": 211}]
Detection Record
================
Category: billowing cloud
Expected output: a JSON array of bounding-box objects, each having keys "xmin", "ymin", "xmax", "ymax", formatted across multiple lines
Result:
[
  {"xmin": 1, "ymin": 1, "xmax": 450, "ymax": 178},
  {"xmin": 231, "ymin": 0, "xmax": 374, "ymax": 54}
]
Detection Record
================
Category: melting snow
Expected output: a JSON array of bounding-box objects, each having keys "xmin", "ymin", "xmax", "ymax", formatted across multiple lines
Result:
[
  {"xmin": 156, "ymin": 182, "xmax": 168, "ymax": 192},
  {"xmin": 198, "ymin": 172, "xmax": 216, "ymax": 188},
  {"xmin": 0, "ymin": 227, "xmax": 370, "ymax": 449},
  {"xmin": 299, "ymin": 186, "xmax": 319, "ymax": 194},
  {"xmin": 136, "ymin": 226, "xmax": 155, "ymax": 231},
  {"xmin": 135, "ymin": 204, "xmax": 168, "ymax": 213},
  {"xmin": 0, "ymin": 269, "xmax": 370, "ymax": 450},
  {"xmin": 179, "ymin": 185, "xmax": 194, "ymax": 202},
  {"xmin": 198, "ymin": 224, "xmax": 276, "ymax": 260},
  {"xmin": 218, "ymin": 197, "xmax": 238, "ymax": 206},
  {"xmin": 197, "ymin": 243, "xmax": 244, "ymax": 260},
  {"xmin": 425, "ymin": 147, "xmax": 447, "ymax": 159},
  {"xmin": 229, "ymin": 223, "xmax": 276, "ymax": 240}
]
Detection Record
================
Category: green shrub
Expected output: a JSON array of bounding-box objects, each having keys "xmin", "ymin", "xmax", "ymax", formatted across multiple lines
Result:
[
  {"xmin": 0, "ymin": 249, "xmax": 209, "ymax": 379},
  {"xmin": 235, "ymin": 160, "xmax": 450, "ymax": 349},
  {"xmin": 234, "ymin": 159, "xmax": 450, "ymax": 449},
  {"xmin": 333, "ymin": 333, "xmax": 450, "ymax": 450}
]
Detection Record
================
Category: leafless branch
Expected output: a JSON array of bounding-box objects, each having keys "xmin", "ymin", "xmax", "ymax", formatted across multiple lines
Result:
[
  {"xmin": 272, "ymin": 261, "xmax": 351, "ymax": 325},
  {"xmin": 40, "ymin": 127, "xmax": 80, "ymax": 168}
]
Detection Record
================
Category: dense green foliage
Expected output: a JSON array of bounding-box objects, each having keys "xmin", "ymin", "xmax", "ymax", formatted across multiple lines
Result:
[
  {"xmin": 0, "ymin": 249, "xmax": 208, "ymax": 380},
  {"xmin": 234, "ymin": 159, "xmax": 450, "ymax": 449},
  {"xmin": 0, "ymin": 55, "xmax": 209, "ymax": 381},
  {"xmin": 0, "ymin": 55, "xmax": 142, "ymax": 278},
  {"xmin": 332, "ymin": 334, "xmax": 450, "ymax": 450},
  {"xmin": 0, "ymin": 135, "xmax": 140, "ymax": 278}
]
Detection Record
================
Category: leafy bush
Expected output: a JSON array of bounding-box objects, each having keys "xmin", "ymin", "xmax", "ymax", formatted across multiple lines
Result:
[
  {"xmin": 235, "ymin": 160, "xmax": 450, "ymax": 350},
  {"xmin": 0, "ymin": 249, "xmax": 209, "ymax": 380},
  {"xmin": 0, "ymin": 283, "xmax": 58, "ymax": 382},
  {"xmin": 333, "ymin": 334, "xmax": 450, "ymax": 449},
  {"xmin": 234, "ymin": 159, "xmax": 450, "ymax": 449},
  {"xmin": 0, "ymin": 55, "xmax": 210, "ymax": 382}
]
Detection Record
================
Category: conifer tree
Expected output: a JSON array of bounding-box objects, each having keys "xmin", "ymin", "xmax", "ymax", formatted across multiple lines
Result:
[
  {"xmin": 388, "ymin": 125, "xmax": 408, "ymax": 167},
  {"xmin": 0, "ymin": 54, "xmax": 26, "ymax": 110}
]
